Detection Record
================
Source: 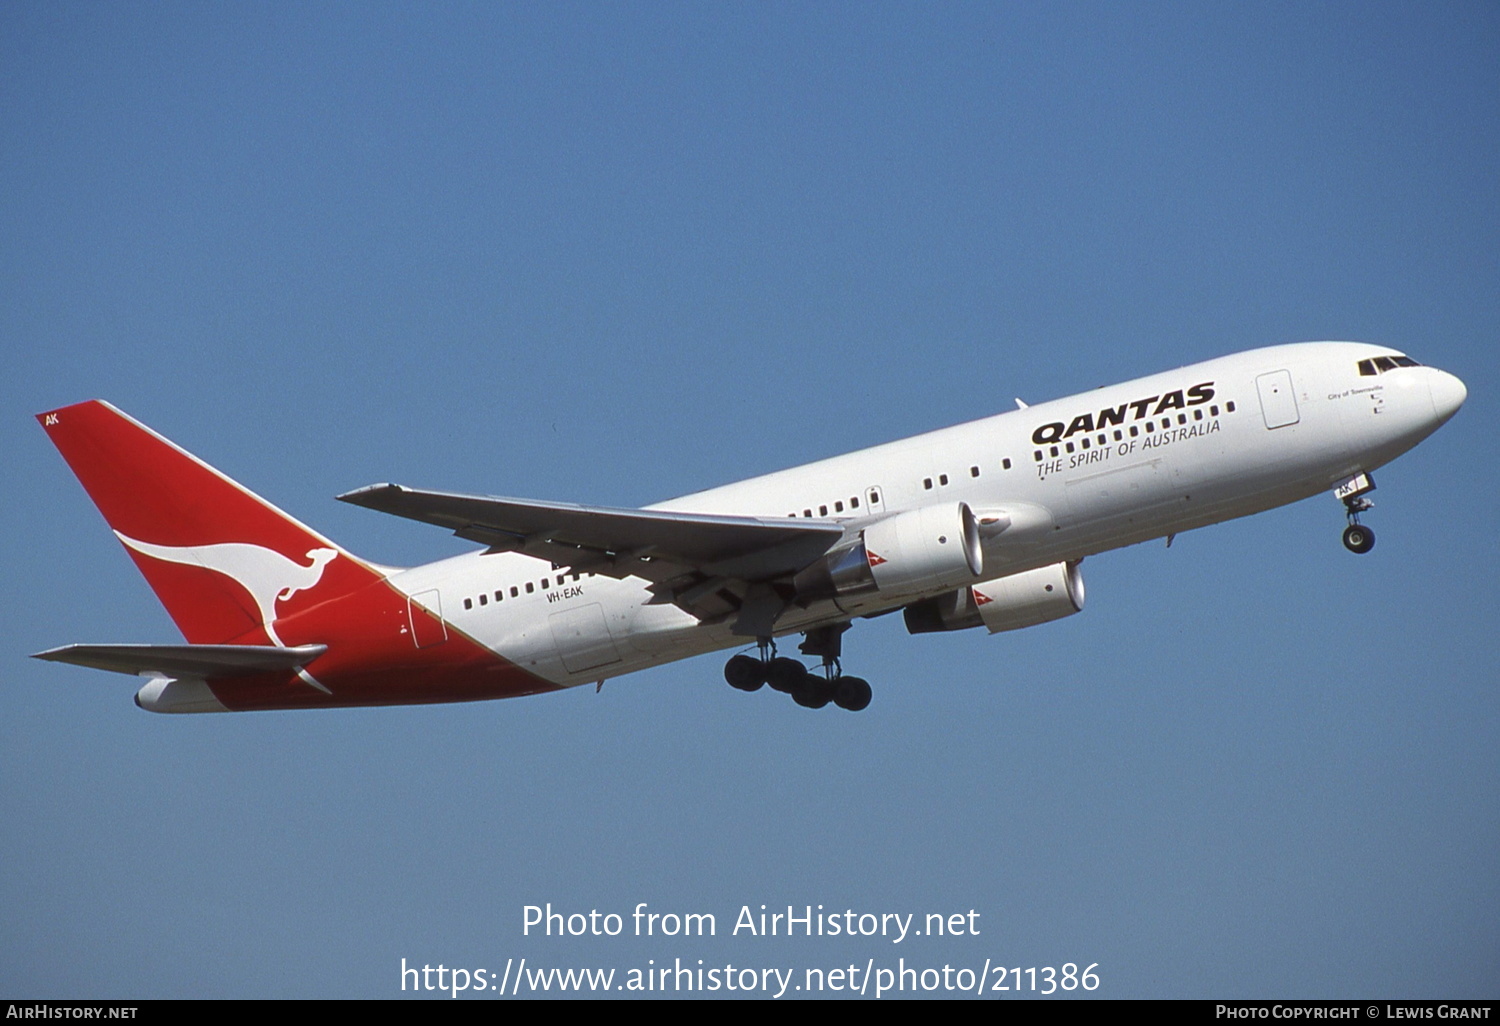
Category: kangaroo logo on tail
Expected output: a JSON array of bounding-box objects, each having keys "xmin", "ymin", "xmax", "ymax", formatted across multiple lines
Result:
[{"xmin": 115, "ymin": 532, "xmax": 338, "ymax": 646}]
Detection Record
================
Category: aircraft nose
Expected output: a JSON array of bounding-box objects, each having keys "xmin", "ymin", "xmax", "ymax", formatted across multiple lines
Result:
[{"xmin": 1428, "ymin": 368, "xmax": 1467, "ymax": 423}]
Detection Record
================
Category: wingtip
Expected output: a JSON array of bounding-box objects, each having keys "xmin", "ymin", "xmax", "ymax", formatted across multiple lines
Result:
[
  {"xmin": 336, "ymin": 483, "xmax": 404, "ymax": 505},
  {"xmin": 30, "ymin": 645, "xmax": 96, "ymax": 665}
]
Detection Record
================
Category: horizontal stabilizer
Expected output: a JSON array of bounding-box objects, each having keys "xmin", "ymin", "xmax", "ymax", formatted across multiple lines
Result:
[
  {"xmin": 337, "ymin": 483, "xmax": 844, "ymax": 581},
  {"xmin": 31, "ymin": 643, "xmax": 328, "ymax": 678}
]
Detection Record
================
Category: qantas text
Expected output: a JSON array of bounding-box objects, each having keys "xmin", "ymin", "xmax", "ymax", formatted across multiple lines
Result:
[{"xmin": 1032, "ymin": 382, "xmax": 1216, "ymax": 445}]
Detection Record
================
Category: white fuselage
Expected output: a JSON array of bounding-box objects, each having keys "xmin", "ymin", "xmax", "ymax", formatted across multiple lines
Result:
[{"xmin": 386, "ymin": 342, "xmax": 1464, "ymax": 686}]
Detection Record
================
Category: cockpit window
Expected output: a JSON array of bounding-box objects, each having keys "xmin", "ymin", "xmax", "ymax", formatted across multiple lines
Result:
[{"xmin": 1358, "ymin": 354, "xmax": 1421, "ymax": 376}]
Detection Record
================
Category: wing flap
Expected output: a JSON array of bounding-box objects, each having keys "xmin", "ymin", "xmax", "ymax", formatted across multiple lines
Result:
[{"xmin": 32, "ymin": 643, "xmax": 328, "ymax": 678}]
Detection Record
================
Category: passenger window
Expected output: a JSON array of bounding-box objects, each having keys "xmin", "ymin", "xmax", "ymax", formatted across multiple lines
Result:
[
  {"xmin": 479, "ymin": 593, "xmax": 487, "ymax": 606},
  {"xmin": 463, "ymin": 598, "xmax": 473, "ymax": 610},
  {"xmin": 525, "ymin": 582, "xmax": 534, "ymax": 594},
  {"xmin": 834, "ymin": 500, "xmax": 844, "ymax": 512},
  {"xmin": 939, "ymin": 473, "xmax": 948, "ymax": 485}
]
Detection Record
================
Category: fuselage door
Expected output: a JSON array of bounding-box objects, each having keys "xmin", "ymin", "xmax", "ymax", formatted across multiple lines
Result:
[
  {"xmin": 865, "ymin": 486, "xmax": 886, "ymax": 515},
  {"xmin": 1256, "ymin": 370, "xmax": 1301, "ymax": 429},
  {"xmin": 407, "ymin": 589, "xmax": 448, "ymax": 648}
]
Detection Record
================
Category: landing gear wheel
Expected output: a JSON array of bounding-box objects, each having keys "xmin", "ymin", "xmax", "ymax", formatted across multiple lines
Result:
[
  {"xmin": 1342, "ymin": 524, "xmax": 1375, "ymax": 554},
  {"xmin": 792, "ymin": 677, "xmax": 834, "ymax": 709},
  {"xmin": 765, "ymin": 657, "xmax": 808, "ymax": 693},
  {"xmin": 834, "ymin": 676, "xmax": 872, "ymax": 712},
  {"xmin": 724, "ymin": 654, "xmax": 766, "ymax": 691}
]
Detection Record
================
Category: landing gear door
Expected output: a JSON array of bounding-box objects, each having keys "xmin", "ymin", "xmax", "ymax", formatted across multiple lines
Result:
[
  {"xmin": 1334, "ymin": 472, "xmax": 1375, "ymax": 502},
  {"xmin": 1256, "ymin": 370, "xmax": 1301, "ymax": 429}
]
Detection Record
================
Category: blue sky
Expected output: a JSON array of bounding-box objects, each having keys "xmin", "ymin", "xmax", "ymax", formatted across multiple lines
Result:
[{"xmin": 2, "ymin": 2, "xmax": 1496, "ymax": 999}]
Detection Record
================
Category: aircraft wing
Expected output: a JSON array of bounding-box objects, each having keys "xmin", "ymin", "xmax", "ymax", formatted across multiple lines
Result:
[
  {"xmin": 32, "ymin": 643, "xmax": 328, "ymax": 678},
  {"xmin": 338, "ymin": 484, "xmax": 847, "ymax": 632}
]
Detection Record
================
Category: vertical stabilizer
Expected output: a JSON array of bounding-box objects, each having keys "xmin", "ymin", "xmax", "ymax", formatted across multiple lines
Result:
[{"xmin": 37, "ymin": 401, "xmax": 383, "ymax": 645}]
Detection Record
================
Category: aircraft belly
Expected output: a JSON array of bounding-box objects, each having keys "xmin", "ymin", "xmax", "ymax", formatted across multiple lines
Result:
[{"xmin": 549, "ymin": 603, "xmax": 624, "ymax": 674}]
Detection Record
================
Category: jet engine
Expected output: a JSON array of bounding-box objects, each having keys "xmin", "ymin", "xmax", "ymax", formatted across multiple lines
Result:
[
  {"xmin": 903, "ymin": 560, "xmax": 1085, "ymax": 634},
  {"xmin": 793, "ymin": 502, "xmax": 983, "ymax": 602}
]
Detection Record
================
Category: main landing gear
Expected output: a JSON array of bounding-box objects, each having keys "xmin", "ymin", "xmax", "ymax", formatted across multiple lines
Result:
[
  {"xmin": 1339, "ymin": 474, "xmax": 1377, "ymax": 555},
  {"xmin": 722, "ymin": 627, "xmax": 872, "ymax": 712}
]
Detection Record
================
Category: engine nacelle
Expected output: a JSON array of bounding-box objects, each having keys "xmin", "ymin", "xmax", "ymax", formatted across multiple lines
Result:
[
  {"xmin": 903, "ymin": 561, "xmax": 1085, "ymax": 635},
  {"xmin": 793, "ymin": 502, "xmax": 983, "ymax": 602}
]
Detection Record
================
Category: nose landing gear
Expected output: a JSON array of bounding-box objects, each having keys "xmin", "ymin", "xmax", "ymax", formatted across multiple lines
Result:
[{"xmin": 1336, "ymin": 473, "xmax": 1376, "ymax": 554}]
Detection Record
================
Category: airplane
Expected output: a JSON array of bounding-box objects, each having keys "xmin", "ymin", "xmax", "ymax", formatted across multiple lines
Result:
[{"xmin": 32, "ymin": 341, "xmax": 1465, "ymax": 715}]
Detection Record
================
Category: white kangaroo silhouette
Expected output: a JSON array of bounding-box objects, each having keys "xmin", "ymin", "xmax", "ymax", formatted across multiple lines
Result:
[{"xmin": 114, "ymin": 532, "xmax": 338, "ymax": 649}]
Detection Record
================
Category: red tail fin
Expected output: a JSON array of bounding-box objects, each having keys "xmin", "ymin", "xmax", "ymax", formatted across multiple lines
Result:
[{"xmin": 37, "ymin": 401, "xmax": 384, "ymax": 645}]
